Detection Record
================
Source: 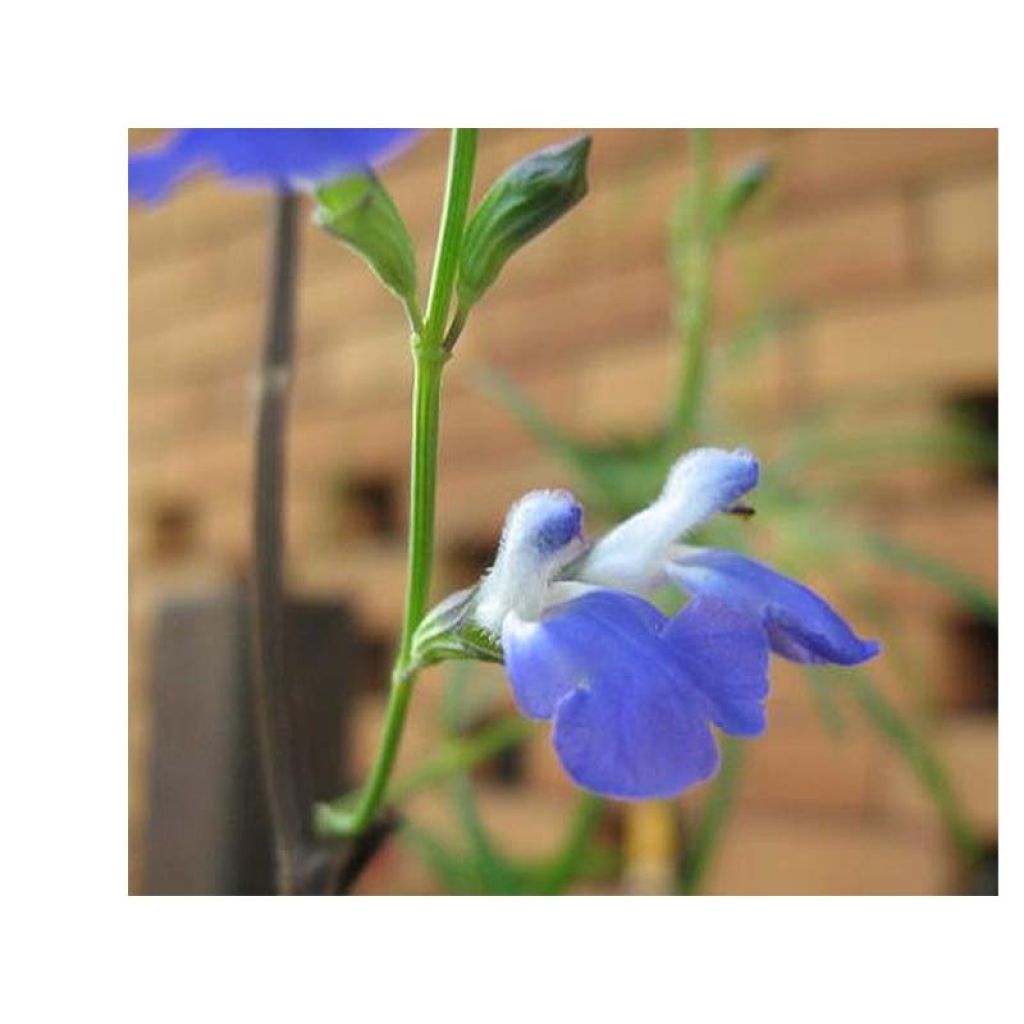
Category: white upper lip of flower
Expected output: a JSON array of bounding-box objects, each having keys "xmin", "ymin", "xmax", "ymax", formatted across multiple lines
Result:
[
  {"xmin": 473, "ymin": 490, "xmax": 586, "ymax": 633},
  {"xmin": 471, "ymin": 448, "xmax": 759, "ymax": 633},
  {"xmin": 577, "ymin": 447, "xmax": 758, "ymax": 595}
]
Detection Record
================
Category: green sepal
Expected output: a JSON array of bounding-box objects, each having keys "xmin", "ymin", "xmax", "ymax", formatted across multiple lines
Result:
[
  {"xmin": 712, "ymin": 159, "xmax": 772, "ymax": 236},
  {"xmin": 313, "ymin": 172, "xmax": 420, "ymax": 322},
  {"xmin": 411, "ymin": 586, "xmax": 504, "ymax": 669},
  {"xmin": 457, "ymin": 135, "xmax": 592, "ymax": 310}
]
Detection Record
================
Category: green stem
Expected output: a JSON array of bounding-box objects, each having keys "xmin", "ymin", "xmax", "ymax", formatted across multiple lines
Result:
[
  {"xmin": 318, "ymin": 129, "xmax": 479, "ymax": 839},
  {"xmin": 424, "ymin": 129, "xmax": 479, "ymax": 343},
  {"xmin": 671, "ymin": 127, "xmax": 715, "ymax": 446}
]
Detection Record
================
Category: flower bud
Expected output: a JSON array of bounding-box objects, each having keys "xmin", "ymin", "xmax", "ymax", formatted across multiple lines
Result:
[
  {"xmin": 457, "ymin": 135, "xmax": 592, "ymax": 309},
  {"xmin": 314, "ymin": 172, "xmax": 418, "ymax": 311},
  {"xmin": 712, "ymin": 159, "xmax": 772, "ymax": 235}
]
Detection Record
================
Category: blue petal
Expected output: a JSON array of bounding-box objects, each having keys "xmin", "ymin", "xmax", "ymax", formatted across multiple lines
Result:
[
  {"xmin": 553, "ymin": 674, "xmax": 719, "ymax": 800},
  {"xmin": 666, "ymin": 548, "xmax": 881, "ymax": 666},
  {"xmin": 661, "ymin": 597, "xmax": 770, "ymax": 735},
  {"xmin": 501, "ymin": 589, "xmax": 668, "ymax": 720},
  {"xmin": 128, "ymin": 132, "xmax": 206, "ymax": 203},
  {"xmin": 129, "ymin": 129, "xmax": 418, "ymax": 203},
  {"xmin": 503, "ymin": 590, "xmax": 720, "ymax": 799}
]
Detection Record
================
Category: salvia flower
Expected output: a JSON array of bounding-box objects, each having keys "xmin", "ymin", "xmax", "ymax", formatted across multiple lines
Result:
[
  {"xmin": 578, "ymin": 447, "xmax": 881, "ymax": 666},
  {"xmin": 468, "ymin": 448, "xmax": 879, "ymax": 800},
  {"xmin": 129, "ymin": 128, "xmax": 418, "ymax": 203}
]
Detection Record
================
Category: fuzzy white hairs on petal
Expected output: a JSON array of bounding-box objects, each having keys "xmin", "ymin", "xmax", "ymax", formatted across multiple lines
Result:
[
  {"xmin": 577, "ymin": 447, "xmax": 759, "ymax": 594},
  {"xmin": 473, "ymin": 490, "xmax": 585, "ymax": 634}
]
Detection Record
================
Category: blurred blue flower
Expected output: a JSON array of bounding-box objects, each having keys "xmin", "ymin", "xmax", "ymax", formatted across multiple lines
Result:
[
  {"xmin": 471, "ymin": 449, "xmax": 878, "ymax": 800},
  {"xmin": 129, "ymin": 128, "xmax": 418, "ymax": 203}
]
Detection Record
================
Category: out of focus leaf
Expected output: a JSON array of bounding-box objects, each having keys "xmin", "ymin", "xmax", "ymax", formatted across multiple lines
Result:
[
  {"xmin": 475, "ymin": 365, "xmax": 584, "ymax": 464},
  {"xmin": 842, "ymin": 669, "xmax": 983, "ymax": 862},
  {"xmin": 400, "ymin": 823, "xmax": 479, "ymax": 894},
  {"xmin": 763, "ymin": 487, "xmax": 997, "ymax": 629},
  {"xmin": 780, "ymin": 428, "xmax": 996, "ymax": 480},
  {"xmin": 450, "ymin": 773, "xmax": 519, "ymax": 894},
  {"xmin": 862, "ymin": 532, "xmax": 997, "ymax": 625},
  {"xmin": 851, "ymin": 590, "xmax": 937, "ymax": 711},
  {"xmin": 804, "ymin": 668, "xmax": 848, "ymax": 736},
  {"xmin": 475, "ymin": 365, "xmax": 668, "ymax": 518},
  {"xmin": 717, "ymin": 304, "xmax": 801, "ymax": 368},
  {"xmin": 388, "ymin": 717, "xmax": 534, "ymax": 805},
  {"xmin": 531, "ymin": 793, "xmax": 606, "ymax": 895}
]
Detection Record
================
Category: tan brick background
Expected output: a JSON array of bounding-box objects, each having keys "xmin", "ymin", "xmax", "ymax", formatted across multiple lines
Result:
[{"xmin": 129, "ymin": 129, "xmax": 997, "ymax": 894}]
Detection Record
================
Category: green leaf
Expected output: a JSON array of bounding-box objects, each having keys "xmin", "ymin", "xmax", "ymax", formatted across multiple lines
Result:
[
  {"xmin": 457, "ymin": 135, "xmax": 591, "ymax": 309},
  {"xmin": 862, "ymin": 532, "xmax": 997, "ymax": 625},
  {"xmin": 531, "ymin": 793, "xmax": 606, "ymax": 895},
  {"xmin": 449, "ymin": 773, "xmax": 520, "ymax": 894},
  {"xmin": 313, "ymin": 172, "xmax": 420, "ymax": 325},
  {"xmin": 399, "ymin": 823, "xmax": 479, "ymax": 894},
  {"xmin": 388, "ymin": 717, "xmax": 534, "ymax": 805}
]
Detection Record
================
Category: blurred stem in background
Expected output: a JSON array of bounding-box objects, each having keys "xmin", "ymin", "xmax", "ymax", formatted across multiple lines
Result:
[
  {"xmin": 319, "ymin": 130, "xmax": 479, "ymax": 841},
  {"xmin": 250, "ymin": 190, "xmax": 409, "ymax": 895},
  {"xmin": 249, "ymin": 189, "xmax": 326, "ymax": 895},
  {"xmin": 846, "ymin": 670, "xmax": 983, "ymax": 862},
  {"xmin": 671, "ymin": 127, "xmax": 715, "ymax": 446}
]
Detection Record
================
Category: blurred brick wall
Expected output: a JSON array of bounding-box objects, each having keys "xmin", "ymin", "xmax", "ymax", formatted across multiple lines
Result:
[{"xmin": 129, "ymin": 129, "xmax": 997, "ymax": 894}]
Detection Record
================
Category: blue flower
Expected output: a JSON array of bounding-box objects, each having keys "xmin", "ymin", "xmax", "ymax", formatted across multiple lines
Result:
[
  {"xmin": 470, "ymin": 449, "xmax": 879, "ymax": 800},
  {"xmin": 129, "ymin": 128, "xmax": 418, "ymax": 203},
  {"xmin": 578, "ymin": 447, "xmax": 881, "ymax": 666}
]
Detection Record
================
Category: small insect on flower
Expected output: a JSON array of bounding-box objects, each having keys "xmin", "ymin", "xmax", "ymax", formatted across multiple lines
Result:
[
  {"xmin": 460, "ymin": 448, "xmax": 879, "ymax": 801},
  {"xmin": 129, "ymin": 129, "xmax": 418, "ymax": 203}
]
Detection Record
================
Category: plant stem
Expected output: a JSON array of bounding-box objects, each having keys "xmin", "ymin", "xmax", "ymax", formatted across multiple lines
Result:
[
  {"xmin": 423, "ymin": 129, "xmax": 479, "ymax": 342},
  {"xmin": 323, "ymin": 129, "xmax": 479, "ymax": 839},
  {"xmin": 250, "ymin": 189, "xmax": 318, "ymax": 894},
  {"xmin": 671, "ymin": 128, "xmax": 715, "ymax": 445}
]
